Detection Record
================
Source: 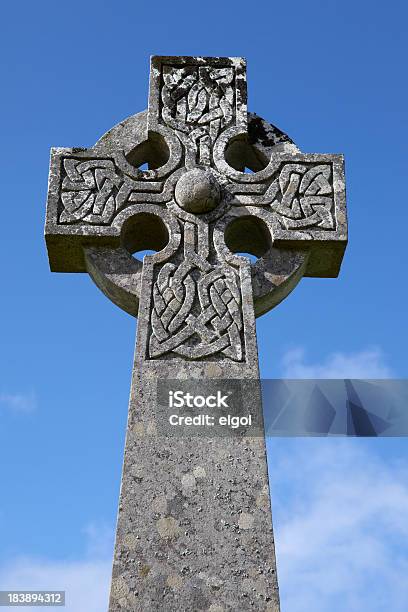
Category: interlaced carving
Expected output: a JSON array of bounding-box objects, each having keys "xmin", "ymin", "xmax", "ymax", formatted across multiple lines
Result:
[
  {"xmin": 59, "ymin": 157, "xmax": 336, "ymax": 234},
  {"xmin": 59, "ymin": 158, "xmax": 172, "ymax": 224},
  {"xmin": 161, "ymin": 65, "xmax": 235, "ymax": 161},
  {"xmin": 149, "ymin": 255, "xmax": 243, "ymax": 361},
  {"xmin": 230, "ymin": 163, "xmax": 335, "ymax": 230},
  {"xmin": 272, "ymin": 163, "xmax": 334, "ymax": 229},
  {"xmin": 60, "ymin": 159, "xmax": 122, "ymax": 224}
]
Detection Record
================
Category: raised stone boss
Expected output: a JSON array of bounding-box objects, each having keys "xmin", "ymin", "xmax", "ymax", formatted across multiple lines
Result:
[{"xmin": 45, "ymin": 56, "xmax": 347, "ymax": 611}]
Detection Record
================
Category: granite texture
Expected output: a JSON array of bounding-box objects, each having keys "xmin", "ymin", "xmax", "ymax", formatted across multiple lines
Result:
[{"xmin": 44, "ymin": 56, "xmax": 348, "ymax": 611}]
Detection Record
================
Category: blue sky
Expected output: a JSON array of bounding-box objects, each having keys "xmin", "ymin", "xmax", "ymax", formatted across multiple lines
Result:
[{"xmin": 0, "ymin": 0, "xmax": 407, "ymax": 610}]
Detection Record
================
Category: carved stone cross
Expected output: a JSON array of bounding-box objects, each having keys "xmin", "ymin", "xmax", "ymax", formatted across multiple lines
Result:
[{"xmin": 45, "ymin": 56, "xmax": 347, "ymax": 611}]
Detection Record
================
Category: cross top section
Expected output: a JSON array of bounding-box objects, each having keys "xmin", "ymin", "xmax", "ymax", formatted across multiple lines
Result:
[
  {"xmin": 45, "ymin": 56, "xmax": 347, "ymax": 363},
  {"xmin": 148, "ymin": 56, "xmax": 248, "ymax": 165}
]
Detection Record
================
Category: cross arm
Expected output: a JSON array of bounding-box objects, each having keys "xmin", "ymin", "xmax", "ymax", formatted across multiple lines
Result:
[
  {"xmin": 44, "ymin": 143, "xmax": 180, "ymax": 272},
  {"xmin": 218, "ymin": 150, "xmax": 347, "ymax": 278}
]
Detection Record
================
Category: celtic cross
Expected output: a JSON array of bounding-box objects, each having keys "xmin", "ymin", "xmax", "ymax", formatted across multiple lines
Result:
[{"xmin": 45, "ymin": 56, "xmax": 347, "ymax": 611}]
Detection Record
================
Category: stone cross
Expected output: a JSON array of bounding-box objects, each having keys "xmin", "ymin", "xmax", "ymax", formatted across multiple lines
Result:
[{"xmin": 45, "ymin": 56, "xmax": 347, "ymax": 611}]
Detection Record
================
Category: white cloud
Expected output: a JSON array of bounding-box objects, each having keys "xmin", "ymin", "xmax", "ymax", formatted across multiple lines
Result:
[
  {"xmin": 269, "ymin": 439, "xmax": 408, "ymax": 612},
  {"xmin": 82, "ymin": 521, "xmax": 114, "ymax": 560},
  {"xmin": 0, "ymin": 557, "xmax": 111, "ymax": 612},
  {"xmin": 0, "ymin": 523, "xmax": 113, "ymax": 612},
  {"xmin": 0, "ymin": 391, "xmax": 37, "ymax": 413},
  {"xmin": 272, "ymin": 347, "xmax": 404, "ymax": 609},
  {"xmin": 281, "ymin": 347, "xmax": 393, "ymax": 378}
]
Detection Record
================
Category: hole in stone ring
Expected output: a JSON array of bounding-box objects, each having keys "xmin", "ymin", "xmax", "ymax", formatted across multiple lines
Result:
[
  {"xmin": 224, "ymin": 135, "xmax": 268, "ymax": 173},
  {"xmin": 224, "ymin": 216, "xmax": 272, "ymax": 261},
  {"xmin": 121, "ymin": 213, "xmax": 169, "ymax": 259},
  {"xmin": 125, "ymin": 133, "xmax": 170, "ymax": 170}
]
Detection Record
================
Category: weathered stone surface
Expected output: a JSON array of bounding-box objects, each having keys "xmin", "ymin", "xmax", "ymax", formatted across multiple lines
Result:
[
  {"xmin": 45, "ymin": 56, "xmax": 348, "ymax": 611},
  {"xmin": 175, "ymin": 168, "xmax": 221, "ymax": 213}
]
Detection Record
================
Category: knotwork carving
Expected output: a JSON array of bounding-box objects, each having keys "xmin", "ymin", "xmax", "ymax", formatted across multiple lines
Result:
[
  {"xmin": 271, "ymin": 163, "xmax": 334, "ymax": 229},
  {"xmin": 59, "ymin": 158, "xmax": 176, "ymax": 225},
  {"xmin": 149, "ymin": 255, "xmax": 243, "ymax": 361},
  {"xmin": 230, "ymin": 163, "xmax": 335, "ymax": 230},
  {"xmin": 59, "ymin": 156, "xmax": 335, "ymax": 235},
  {"xmin": 60, "ymin": 159, "xmax": 123, "ymax": 224},
  {"xmin": 160, "ymin": 65, "xmax": 235, "ymax": 161}
]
